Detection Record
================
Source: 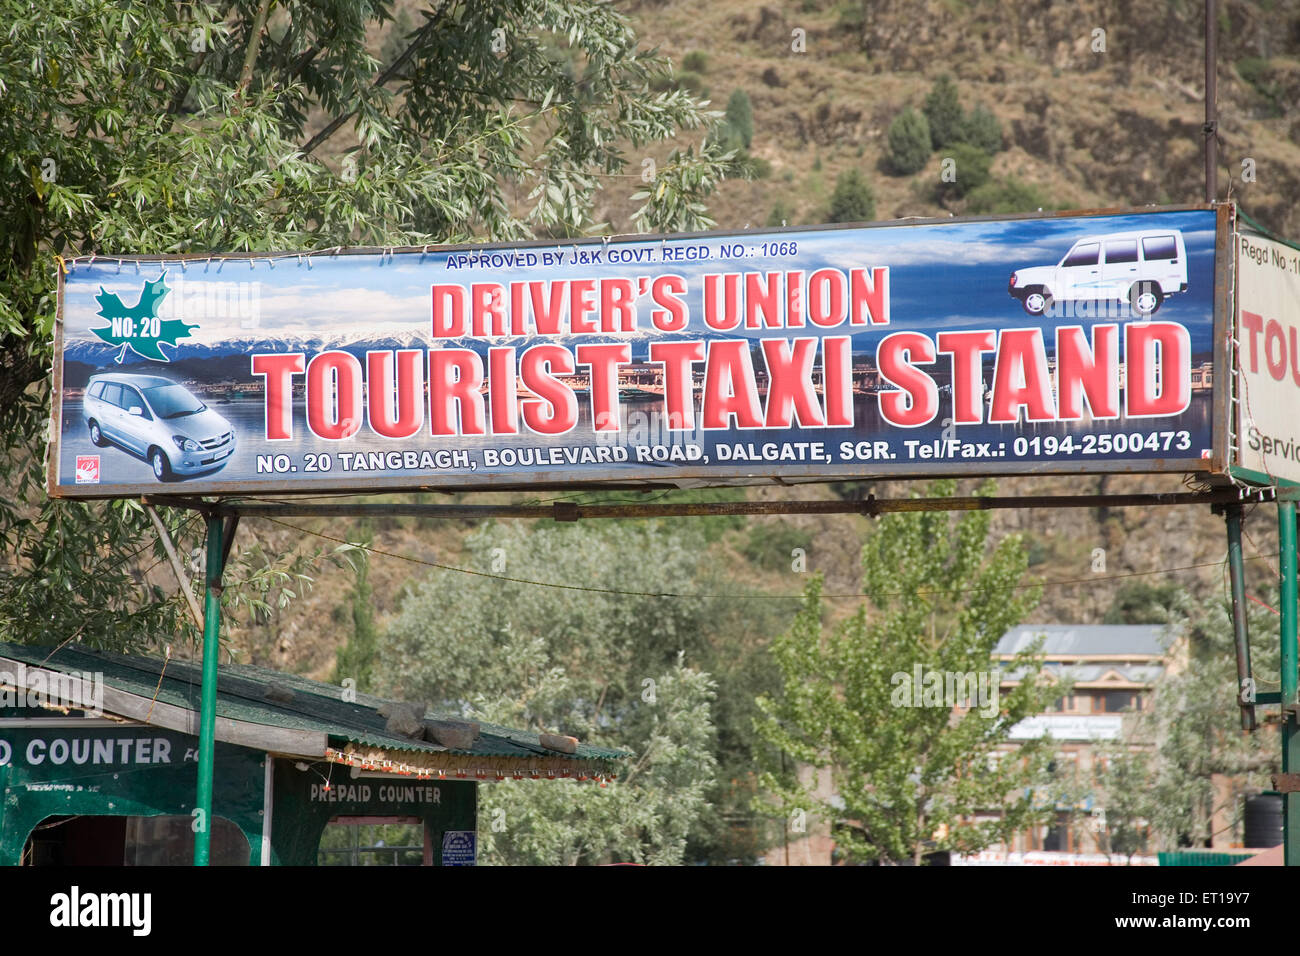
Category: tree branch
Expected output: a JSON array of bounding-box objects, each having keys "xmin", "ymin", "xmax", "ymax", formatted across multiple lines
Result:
[
  {"xmin": 168, "ymin": 0, "xmax": 239, "ymax": 117},
  {"xmin": 301, "ymin": 2, "xmax": 451, "ymax": 156},
  {"xmin": 238, "ymin": 0, "xmax": 274, "ymax": 93}
]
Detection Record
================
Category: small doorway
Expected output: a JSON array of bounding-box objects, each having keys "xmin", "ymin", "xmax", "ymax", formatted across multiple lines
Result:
[{"xmin": 23, "ymin": 814, "xmax": 250, "ymax": 865}]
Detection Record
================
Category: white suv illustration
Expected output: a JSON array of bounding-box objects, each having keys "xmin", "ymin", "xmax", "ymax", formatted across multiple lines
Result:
[
  {"xmin": 1008, "ymin": 229, "xmax": 1188, "ymax": 317},
  {"xmin": 83, "ymin": 373, "xmax": 236, "ymax": 481}
]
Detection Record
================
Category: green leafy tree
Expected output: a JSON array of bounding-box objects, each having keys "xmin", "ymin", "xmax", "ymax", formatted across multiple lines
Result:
[
  {"xmin": 550, "ymin": 487, "xmax": 791, "ymax": 865},
  {"xmin": 1085, "ymin": 588, "xmax": 1281, "ymax": 855},
  {"xmin": 378, "ymin": 521, "xmax": 720, "ymax": 864},
  {"xmin": 1091, "ymin": 736, "xmax": 1158, "ymax": 862},
  {"xmin": 1104, "ymin": 580, "xmax": 1189, "ymax": 625},
  {"xmin": 923, "ymin": 74, "xmax": 964, "ymax": 149},
  {"xmin": 886, "ymin": 107, "xmax": 932, "ymax": 175},
  {"xmin": 1143, "ymin": 591, "xmax": 1280, "ymax": 848},
  {"xmin": 827, "ymin": 169, "xmax": 876, "ymax": 223},
  {"xmin": 0, "ymin": 0, "xmax": 733, "ymax": 654},
  {"xmin": 755, "ymin": 480, "xmax": 1058, "ymax": 865},
  {"xmin": 477, "ymin": 655, "xmax": 717, "ymax": 865}
]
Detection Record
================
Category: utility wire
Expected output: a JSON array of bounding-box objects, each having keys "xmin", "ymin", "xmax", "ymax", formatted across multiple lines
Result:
[{"xmin": 261, "ymin": 515, "xmax": 1279, "ymax": 603}]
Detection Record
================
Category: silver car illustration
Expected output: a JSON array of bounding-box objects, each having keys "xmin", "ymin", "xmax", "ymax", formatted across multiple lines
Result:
[{"xmin": 83, "ymin": 373, "xmax": 236, "ymax": 481}]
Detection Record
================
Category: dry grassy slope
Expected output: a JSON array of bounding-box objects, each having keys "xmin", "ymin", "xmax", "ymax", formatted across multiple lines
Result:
[
  {"xmin": 244, "ymin": 0, "xmax": 1296, "ymax": 680},
  {"xmin": 600, "ymin": 0, "xmax": 1300, "ymax": 234}
]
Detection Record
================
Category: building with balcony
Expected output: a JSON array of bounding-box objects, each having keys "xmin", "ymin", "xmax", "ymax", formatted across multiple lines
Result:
[{"xmin": 986, "ymin": 623, "xmax": 1170, "ymax": 859}]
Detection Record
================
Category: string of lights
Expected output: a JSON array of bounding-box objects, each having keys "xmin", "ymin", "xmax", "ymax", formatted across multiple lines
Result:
[{"xmin": 323, "ymin": 748, "xmax": 614, "ymax": 786}]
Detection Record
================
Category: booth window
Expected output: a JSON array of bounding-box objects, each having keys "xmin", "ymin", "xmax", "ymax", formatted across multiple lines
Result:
[{"xmin": 318, "ymin": 820, "xmax": 426, "ymax": 866}]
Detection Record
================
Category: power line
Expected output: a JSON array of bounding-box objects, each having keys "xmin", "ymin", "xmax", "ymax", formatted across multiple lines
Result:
[{"xmin": 260, "ymin": 515, "xmax": 1278, "ymax": 603}]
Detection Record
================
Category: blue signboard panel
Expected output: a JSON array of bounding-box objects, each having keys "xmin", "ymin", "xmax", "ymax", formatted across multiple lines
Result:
[
  {"xmin": 48, "ymin": 206, "xmax": 1228, "ymax": 497},
  {"xmin": 441, "ymin": 830, "xmax": 476, "ymax": 866}
]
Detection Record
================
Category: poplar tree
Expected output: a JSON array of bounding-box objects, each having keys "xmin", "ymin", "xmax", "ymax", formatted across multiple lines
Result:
[{"xmin": 754, "ymin": 480, "xmax": 1059, "ymax": 864}]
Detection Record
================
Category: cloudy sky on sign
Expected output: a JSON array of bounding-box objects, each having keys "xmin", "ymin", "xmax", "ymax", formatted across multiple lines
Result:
[{"xmin": 61, "ymin": 209, "xmax": 1218, "ymax": 352}]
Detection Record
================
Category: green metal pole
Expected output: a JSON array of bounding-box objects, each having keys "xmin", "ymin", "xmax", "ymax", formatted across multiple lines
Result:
[
  {"xmin": 1223, "ymin": 503, "xmax": 1256, "ymax": 731},
  {"xmin": 1280, "ymin": 501, "xmax": 1298, "ymax": 867},
  {"xmin": 194, "ymin": 514, "xmax": 224, "ymax": 866}
]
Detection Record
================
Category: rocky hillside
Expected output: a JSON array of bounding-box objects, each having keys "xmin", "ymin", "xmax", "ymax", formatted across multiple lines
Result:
[{"xmin": 604, "ymin": 0, "xmax": 1300, "ymax": 236}]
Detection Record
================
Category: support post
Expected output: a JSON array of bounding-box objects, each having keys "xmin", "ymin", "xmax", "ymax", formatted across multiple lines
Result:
[
  {"xmin": 1204, "ymin": 0, "xmax": 1217, "ymax": 202},
  {"xmin": 195, "ymin": 514, "xmax": 224, "ymax": 866},
  {"xmin": 1280, "ymin": 500, "xmax": 1298, "ymax": 867},
  {"xmin": 1220, "ymin": 503, "xmax": 1256, "ymax": 730}
]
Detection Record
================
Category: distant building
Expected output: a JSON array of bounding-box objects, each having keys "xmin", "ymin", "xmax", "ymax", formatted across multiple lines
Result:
[{"xmin": 987, "ymin": 624, "xmax": 1170, "ymax": 858}]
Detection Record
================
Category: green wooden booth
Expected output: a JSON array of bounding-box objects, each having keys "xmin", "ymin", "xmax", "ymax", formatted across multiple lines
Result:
[{"xmin": 0, "ymin": 642, "xmax": 627, "ymax": 866}]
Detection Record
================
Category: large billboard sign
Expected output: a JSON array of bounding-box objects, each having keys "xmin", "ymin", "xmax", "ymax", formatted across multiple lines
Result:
[
  {"xmin": 1235, "ymin": 231, "xmax": 1300, "ymax": 487},
  {"xmin": 48, "ymin": 205, "xmax": 1229, "ymax": 498}
]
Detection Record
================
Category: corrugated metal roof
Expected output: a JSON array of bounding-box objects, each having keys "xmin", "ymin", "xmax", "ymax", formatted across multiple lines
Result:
[
  {"xmin": 995, "ymin": 624, "xmax": 1170, "ymax": 658},
  {"xmin": 998, "ymin": 665, "xmax": 1164, "ymax": 686},
  {"xmin": 0, "ymin": 642, "xmax": 630, "ymax": 763},
  {"xmin": 1000, "ymin": 662, "xmax": 1165, "ymax": 685}
]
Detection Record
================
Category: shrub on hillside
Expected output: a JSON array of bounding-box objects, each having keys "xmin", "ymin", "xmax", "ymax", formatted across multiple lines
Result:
[
  {"xmin": 716, "ymin": 123, "xmax": 746, "ymax": 154},
  {"xmin": 725, "ymin": 89, "xmax": 755, "ymax": 149},
  {"xmin": 683, "ymin": 50, "xmax": 710, "ymax": 73},
  {"xmin": 651, "ymin": 69, "xmax": 708, "ymax": 98},
  {"xmin": 743, "ymin": 155, "xmax": 772, "ymax": 178},
  {"xmin": 936, "ymin": 143, "xmax": 991, "ymax": 200},
  {"xmin": 960, "ymin": 104, "xmax": 1003, "ymax": 153},
  {"xmin": 887, "ymin": 107, "xmax": 931, "ymax": 175},
  {"xmin": 827, "ymin": 169, "xmax": 876, "ymax": 223},
  {"xmin": 965, "ymin": 178, "xmax": 1054, "ymax": 214}
]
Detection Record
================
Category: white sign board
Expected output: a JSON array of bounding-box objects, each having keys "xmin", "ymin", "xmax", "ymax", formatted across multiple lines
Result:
[
  {"xmin": 1008, "ymin": 714, "xmax": 1124, "ymax": 741},
  {"xmin": 952, "ymin": 850, "xmax": 1158, "ymax": 866},
  {"xmin": 1236, "ymin": 233, "xmax": 1300, "ymax": 486}
]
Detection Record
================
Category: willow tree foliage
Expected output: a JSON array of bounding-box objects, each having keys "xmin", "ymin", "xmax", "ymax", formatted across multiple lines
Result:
[
  {"xmin": 379, "ymin": 521, "xmax": 718, "ymax": 864},
  {"xmin": 0, "ymin": 0, "xmax": 735, "ymax": 651}
]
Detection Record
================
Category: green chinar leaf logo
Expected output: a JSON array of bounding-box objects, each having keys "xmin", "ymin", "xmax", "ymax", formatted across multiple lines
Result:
[{"xmin": 90, "ymin": 271, "xmax": 197, "ymax": 363}]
